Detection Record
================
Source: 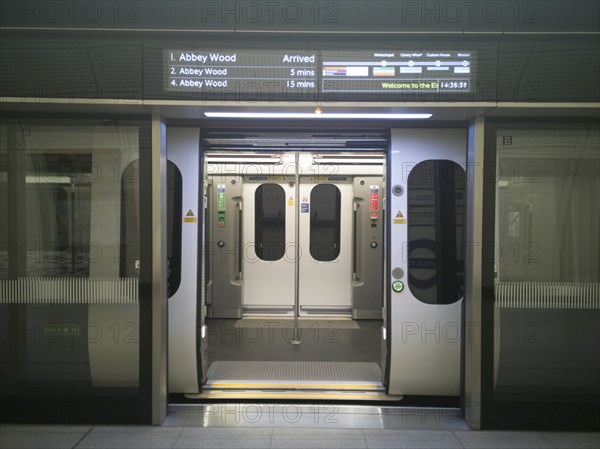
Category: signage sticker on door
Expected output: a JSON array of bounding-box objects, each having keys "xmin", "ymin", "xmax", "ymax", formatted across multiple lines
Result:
[
  {"xmin": 370, "ymin": 185, "xmax": 380, "ymax": 220},
  {"xmin": 184, "ymin": 208, "xmax": 197, "ymax": 223},
  {"xmin": 217, "ymin": 185, "xmax": 226, "ymax": 211},
  {"xmin": 393, "ymin": 210, "xmax": 406, "ymax": 224},
  {"xmin": 369, "ymin": 185, "xmax": 379, "ymax": 211}
]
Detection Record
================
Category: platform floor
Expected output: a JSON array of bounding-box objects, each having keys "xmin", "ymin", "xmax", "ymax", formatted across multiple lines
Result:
[{"xmin": 2, "ymin": 404, "xmax": 599, "ymax": 449}]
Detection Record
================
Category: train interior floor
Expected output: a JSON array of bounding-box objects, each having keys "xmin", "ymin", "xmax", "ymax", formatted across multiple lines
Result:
[{"xmin": 205, "ymin": 318, "xmax": 383, "ymax": 385}]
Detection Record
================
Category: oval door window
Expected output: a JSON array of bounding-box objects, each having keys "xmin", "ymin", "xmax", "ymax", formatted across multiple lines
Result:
[
  {"xmin": 407, "ymin": 160, "xmax": 466, "ymax": 304},
  {"xmin": 255, "ymin": 183, "xmax": 286, "ymax": 261},
  {"xmin": 310, "ymin": 184, "xmax": 341, "ymax": 262},
  {"xmin": 166, "ymin": 161, "xmax": 183, "ymax": 297}
]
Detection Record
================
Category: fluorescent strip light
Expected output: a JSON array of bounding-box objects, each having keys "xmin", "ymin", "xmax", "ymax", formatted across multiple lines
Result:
[
  {"xmin": 207, "ymin": 157, "xmax": 281, "ymax": 164},
  {"xmin": 313, "ymin": 158, "xmax": 384, "ymax": 164},
  {"xmin": 204, "ymin": 112, "xmax": 432, "ymax": 119}
]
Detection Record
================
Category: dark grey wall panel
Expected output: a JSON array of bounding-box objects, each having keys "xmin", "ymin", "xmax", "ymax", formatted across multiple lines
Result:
[
  {"xmin": 1, "ymin": 39, "xmax": 95, "ymax": 99},
  {"xmin": 1, "ymin": 1, "xmax": 598, "ymax": 33},
  {"xmin": 0, "ymin": 38, "xmax": 142, "ymax": 99},
  {"xmin": 497, "ymin": 38, "xmax": 600, "ymax": 102},
  {"xmin": 87, "ymin": 40, "xmax": 144, "ymax": 101}
]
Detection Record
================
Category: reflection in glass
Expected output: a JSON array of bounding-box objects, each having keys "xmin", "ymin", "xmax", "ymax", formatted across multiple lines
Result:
[
  {"xmin": 167, "ymin": 162, "xmax": 183, "ymax": 297},
  {"xmin": 310, "ymin": 184, "xmax": 341, "ymax": 262},
  {"xmin": 255, "ymin": 184, "xmax": 285, "ymax": 261},
  {"xmin": 493, "ymin": 127, "xmax": 600, "ymax": 402},
  {"xmin": 0, "ymin": 121, "xmax": 143, "ymax": 402}
]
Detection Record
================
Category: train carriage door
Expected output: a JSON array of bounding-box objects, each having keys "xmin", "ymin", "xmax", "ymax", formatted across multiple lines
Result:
[
  {"xmin": 206, "ymin": 152, "xmax": 297, "ymax": 318},
  {"xmin": 242, "ymin": 177, "xmax": 296, "ymax": 314},
  {"xmin": 298, "ymin": 152, "xmax": 385, "ymax": 317},
  {"xmin": 298, "ymin": 171, "xmax": 353, "ymax": 314},
  {"xmin": 167, "ymin": 127, "xmax": 203, "ymax": 392},
  {"xmin": 388, "ymin": 128, "xmax": 467, "ymax": 397}
]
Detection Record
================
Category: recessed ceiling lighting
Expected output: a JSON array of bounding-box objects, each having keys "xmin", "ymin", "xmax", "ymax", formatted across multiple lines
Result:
[{"xmin": 204, "ymin": 112, "xmax": 432, "ymax": 119}]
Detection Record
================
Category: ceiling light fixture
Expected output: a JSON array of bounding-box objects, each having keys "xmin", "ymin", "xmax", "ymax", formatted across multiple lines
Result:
[{"xmin": 204, "ymin": 112, "xmax": 432, "ymax": 119}]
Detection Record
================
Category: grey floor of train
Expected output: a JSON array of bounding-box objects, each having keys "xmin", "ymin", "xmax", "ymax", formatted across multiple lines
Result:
[{"xmin": 206, "ymin": 318, "xmax": 383, "ymax": 365}]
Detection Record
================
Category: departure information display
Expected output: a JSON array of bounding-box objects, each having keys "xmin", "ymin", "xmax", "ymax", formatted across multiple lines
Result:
[
  {"xmin": 166, "ymin": 50, "xmax": 317, "ymax": 95},
  {"xmin": 321, "ymin": 51, "xmax": 472, "ymax": 93},
  {"xmin": 165, "ymin": 50, "xmax": 473, "ymax": 96}
]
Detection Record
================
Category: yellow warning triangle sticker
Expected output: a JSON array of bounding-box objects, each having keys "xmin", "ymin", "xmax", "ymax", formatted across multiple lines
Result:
[
  {"xmin": 186, "ymin": 209, "xmax": 195, "ymax": 217},
  {"xmin": 393, "ymin": 210, "xmax": 406, "ymax": 225}
]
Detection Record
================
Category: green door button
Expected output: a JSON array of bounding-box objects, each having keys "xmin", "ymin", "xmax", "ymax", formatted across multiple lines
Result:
[{"xmin": 392, "ymin": 280, "xmax": 404, "ymax": 293}]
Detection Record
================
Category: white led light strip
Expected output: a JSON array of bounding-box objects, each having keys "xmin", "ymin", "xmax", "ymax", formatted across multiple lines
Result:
[{"xmin": 204, "ymin": 112, "xmax": 432, "ymax": 119}]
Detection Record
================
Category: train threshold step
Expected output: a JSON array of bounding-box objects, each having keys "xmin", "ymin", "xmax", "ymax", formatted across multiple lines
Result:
[
  {"xmin": 187, "ymin": 389, "xmax": 400, "ymax": 401},
  {"xmin": 197, "ymin": 361, "xmax": 391, "ymax": 400}
]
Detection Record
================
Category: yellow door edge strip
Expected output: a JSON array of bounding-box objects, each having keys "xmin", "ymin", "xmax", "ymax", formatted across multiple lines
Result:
[
  {"xmin": 207, "ymin": 383, "xmax": 382, "ymax": 390},
  {"xmin": 196, "ymin": 392, "xmax": 395, "ymax": 400}
]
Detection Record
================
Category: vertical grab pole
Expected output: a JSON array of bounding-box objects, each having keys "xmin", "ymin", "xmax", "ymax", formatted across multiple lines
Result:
[
  {"xmin": 238, "ymin": 201, "xmax": 243, "ymax": 280},
  {"xmin": 352, "ymin": 202, "xmax": 358, "ymax": 281},
  {"xmin": 291, "ymin": 152, "xmax": 302, "ymax": 345}
]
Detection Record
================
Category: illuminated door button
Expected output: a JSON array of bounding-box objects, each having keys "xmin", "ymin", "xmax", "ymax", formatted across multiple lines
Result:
[{"xmin": 392, "ymin": 280, "xmax": 404, "ymax": 293}]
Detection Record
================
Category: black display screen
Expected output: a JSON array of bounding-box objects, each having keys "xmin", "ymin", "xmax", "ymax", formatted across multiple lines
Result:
[
  {"xmin": 164, "ymin": 49, "xmax": 473, "ymax": 97},
  {"xmin": 321, "ymin": 51, "xmax": 472, "ymax": 93}
]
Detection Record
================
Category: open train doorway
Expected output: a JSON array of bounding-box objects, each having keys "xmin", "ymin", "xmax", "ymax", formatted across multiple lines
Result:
[
  {"xmin": 198, "ymin": 131, "xmax": 390, "ymax": 400},
  {"xmin": 167, "ymin": 127, "xmax": 466, "ymax": 403}
]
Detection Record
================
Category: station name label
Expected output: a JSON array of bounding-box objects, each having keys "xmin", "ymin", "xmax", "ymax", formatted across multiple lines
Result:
[{"xmin": 178, "ymin": 53, "xmax": 238, "ymax": 63}]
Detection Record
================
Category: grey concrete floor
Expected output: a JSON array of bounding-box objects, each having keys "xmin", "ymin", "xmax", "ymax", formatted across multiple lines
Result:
[{"xmin": 1, "ymin": 424, "xmax": 599, "ymax": 449}]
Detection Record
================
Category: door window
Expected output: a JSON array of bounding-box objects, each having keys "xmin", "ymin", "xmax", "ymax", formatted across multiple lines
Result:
[
  {"xmin": 255, "ymin": 183, "xmax": 286, "ymax": 261},
  {"xmin": 310, "ymin": 184, "xmax": 341, "ymax": 262},
  {"xmin": 407, "ymin": 160, "xmax": 465, "ymax": 304}
]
